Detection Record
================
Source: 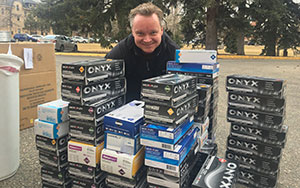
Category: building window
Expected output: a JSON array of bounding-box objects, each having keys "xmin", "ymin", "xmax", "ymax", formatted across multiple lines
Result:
[
  {"xmin": 1, "ymin": 8, "xmax": 4, "ymax": 15},
  {"xmin": 18, "ymin": 29, "xmax": 21, "ymax": 33},
  {"xmin": 16, "ymin": 5, "xmax": 19, "ymax": 11},
  {"xmin": 17, "ymin": 16, "xmax": 20, "ymax": 21}
]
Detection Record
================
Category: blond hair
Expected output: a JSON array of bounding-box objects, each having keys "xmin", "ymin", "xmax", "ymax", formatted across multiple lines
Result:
[{"xmin": 129, "ymin": 2, "xmax": 163, "ymax": 27}]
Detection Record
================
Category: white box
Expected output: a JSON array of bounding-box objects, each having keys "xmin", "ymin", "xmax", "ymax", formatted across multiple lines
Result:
[
  {"xmin": 101, "ymin": 147, "xmax": 145, "ymax": 179},
  {"xmin": 175, "ymin": 50, "xmax": 217, "ymax": 64},
  {"xmin": 105, "ymin": 131, "xmax": 141, "ymax": 155},
  {"xmin": 34, "ymin": 119, "xmax": 69, "ymax": 139},
  {"xmin": 68, "ymin": 140, "xmax": 104, "ymax": 167},
  {"xmin": 37, "ymin": 99, "xmax": 69, "ymax": 123}
]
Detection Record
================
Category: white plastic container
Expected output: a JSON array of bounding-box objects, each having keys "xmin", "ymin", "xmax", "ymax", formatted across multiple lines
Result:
[{"xmin": 0, "ymin": 53, "xmax": 23, "ymax": 181}]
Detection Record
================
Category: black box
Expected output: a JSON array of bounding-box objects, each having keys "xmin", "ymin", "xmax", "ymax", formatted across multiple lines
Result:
[
  {"xmin": 237, "ymin": 167, "xmax": 279, "ymax": 188},
  {"xmin": 226, "ymin": 75, "xmax": 286, "ymax": 98},
  {"xmin": 226, "ymin": 149, "xmax": 280, "ymax": 175},
  {"xmin": 68, "ymin": 162, "xmax": 101, "ymax": 181},
  {"xmin": 61, "ymin": 78, "xmax": 126, "ymax": 105},
  {"xmin": 227, "ymin": 135, "xmax": 282, "ymax": 160},
  {"xmin": 230, "ymin": 123, "xmax": 288, "ymax": 147},
  {"xmin": 228, "ymin": 92, "xmax": 285, "ymax": 115},
  {"xmin": 41, "ymin": 165, "xmax": 70, "ymax": 185},
  {"xmin": 42, "ymin": 179, "xmax": 72, "ymax": 188},
  {"xmin": 192, "ymin": 155, "xmax": 238, "ymax": 188},
  {"xmin": 196, "ymin": 84, "xmax": 212, "ymax": 106},
  {"xmin": 36, "ymin": 135, "xmax": 68, "ymax": 153},
  {"xmin": 227, "ymin": 107, "xmax": 284, "ymax": 129},
  {"xmin": 62, "ymin": 59, "xmax": 124, "ymax": 85},
  {"xmin": 105, "ymin": 166, "xmax": 147, "ymax": 188},
  {"xmin": 141, "ymin": 74, "xmax": 197, "ymax": 106},
  {"xmin": 144, "ymin": 94, "xmax": 198, "ymax": 128},
  {"xmin": 69, "ymin": 120, "xmax": 104, "ymax": 146},
  {"xmin": 39, "ymin": 148, "xmax": 68, "ymax": 169},
  {"xmin": 167, "ymin": 70, "xmax": 219, "ymax": 79},
  {"xmin": 71, "ymin": 173, "xmax": 106, "ymax": 188},
  {"xmin": 68, "ymin": 95, "xmax": 125, "ymax": 122},
  {"xmin": 194, "ymin": 104, "xmax": 210, "ymax": 123}
]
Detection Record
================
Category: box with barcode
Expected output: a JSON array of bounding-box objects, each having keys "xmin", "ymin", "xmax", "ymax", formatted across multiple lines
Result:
[
  {"xmin": 145, "ymin": 128, "xmax": 197, "ymax": 166},
  {"xmin": 104, "ymin": 131, "xmax": 141, "ymax": 155},
  {"xmin": 141, "ymin": 117, "xmax": 193, "ymax": 146},
  {"xmin": 62, "ymin": 59, "xmax": 125, "ymax": 85},
  {"xmin": 145, "ymin": 137, "xmax": 199, "ymax": 178},
  {"xmin": 175, "ymin": 50, "xmax": 217, "ymax": 64},
  {"xmin": 68, "ymin": 140, "xmax": 104, "ymax": 167}
]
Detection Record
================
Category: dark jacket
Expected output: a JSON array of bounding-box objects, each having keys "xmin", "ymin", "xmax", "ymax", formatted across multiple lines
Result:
[{"xmin": 105, "ymin": 32, "xmax": 179, "ymax": 102}]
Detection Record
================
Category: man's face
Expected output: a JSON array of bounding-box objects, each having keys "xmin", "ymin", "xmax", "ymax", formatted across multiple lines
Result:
[{"xmin": 131, "ymin": 13, "xmax": 163, "ymax": 54}]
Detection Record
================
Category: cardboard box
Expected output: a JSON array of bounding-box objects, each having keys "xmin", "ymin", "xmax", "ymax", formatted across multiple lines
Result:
[
  {"xmin": 104, "ymin": 100, "xmax": 144, "ymax": 138},
  {"xmin": 42, "ymin": 179, "xmax": 72, "ymax": 188},
  {"xmin": 192, "ymin": 156, "xmax": 238, "ymax": 188},
  {"xmin": 41, "ymin": 165, "xmax": 70, "ymax": 185},
  {"xmin": 144, "ymin": 94, "xmax": 198, "ymax": 128},
  {"xmin": 34, "ymin": 119, "xmax": 69, "ymax": 139},
  {"xmin": 71, "ymin": 174, "xmax": 106, "ymax": 187},
  {"xmin": 39, "ymin": 148, "xmax": 68, "ymax": 169},
  {"xmin": 68, "ymin": 140, "xmax": 104, "ymax": 167},
  {"xmin": 230, "ymin": 123, "xmax": 288, "ymax": 147},
  {"xmin": 62, "ymin": 59, "xmax": 124, "ymax": 85},
  {"xmin": 101, "ymin": 147, "xmax": 145, "ymax": 179},
  {"xmin": 140, "ymin": 117, "xmax": 194, "ymax": 146},
  {"xmin": 227, "ymin": 107, "xmax": 285, "ymax": 129},
  {"xmin": 0, "ymin": 43, "xmax": 57, "ymax": 130},
  {"xmin": 37, "ymin": 99, "xmax": 69, "ymax": 123},
  {"xmin": 36, "ymin": 135, "xmax": 68, "ymax": 153},
  {"xmin": 145, "ymin": 128, "xmax": 198, "ymax": 166},
  {"xmin": 141, "ymin": 74, "xmax": 197, "ymax": 106},
  {"xmin": 68, "ymin": 162, "xmax": 102, "ymax": 181},
  {"xmin": 0, "ymin": 43, "xmax": 56, "ymax": 75},
  {"xmin": 226, "ymin": 75, "xmax": 286, "ymax": 98},
  {"xmin": 167, "ymin": 61, "xmax": 219, "ymax": 74},
  {"xmin": 104, "ymin": 131, "xmax": 141, "ymax": 155},
  {"xmin": 175, "ymin": 49, "xmax": 217, "ymax": 64}
]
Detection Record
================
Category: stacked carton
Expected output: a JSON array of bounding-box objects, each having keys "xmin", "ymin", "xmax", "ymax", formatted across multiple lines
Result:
[
  {"xmin": 140, "ymin": 73, "xmax": 206, "ymax": 188},
  {"xmin": 102, "ymin": 101, "xmax": 147, "ymax": 187},
  {"xmin": 167, "ymin": 49, "xmax": 220, "ymax": 141},
  {"xmin": 225, "ymin": 75, "xmax": 288, "ymax": 188},
  {"xmin": 34, "ymin": 99, "xmax": 71, "ymax": 187},
  {"xmin": 60, "ymin": 59, "xmax": 126, "ymax": 187}
]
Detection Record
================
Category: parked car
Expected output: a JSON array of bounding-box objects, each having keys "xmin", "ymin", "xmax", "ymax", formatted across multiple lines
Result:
[
  {"xmin": 41, "ymin": 35, "xmax": 77, "ymax": 52},
  {"xmin": 72, "ymin": 36, "xmax": 88, "ymax": 43},
  {"xmin": 13, "ymin": 33, "xmax": 37, "ymax": 42},
  {"xmin": 31, "ymin": 34, "xmax": 44, "ymax": 42}
]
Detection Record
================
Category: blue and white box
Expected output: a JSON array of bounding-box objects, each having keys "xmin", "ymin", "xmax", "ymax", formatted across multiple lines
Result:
[
  {"xmin": 104, "ymin": 131, "xmax": 141, "ymax": 155},
  {"xmin": 141, "ymin": 117, "xmax": 194, "ymax": 146},
  {"xmin": 104, "ymin": 100, "xmax": 144, "ymax": 138},
  {"xmin": 145, "ymin": 127, "xmax": 198, "ymax": 166},
  {"xmin": 34, "ymin": 119, "xmax": 69, "ymax": 139},
  {"xmin": 37, "ymin": 99, "xmax": 69, "ymax": 124},
  {"xmin": 175, "ymin": 49, "xmax": 217, "ymax": 64},
  {"xmin": 167, "ymin": 61, "xmax": 219, "ymax": 74}
]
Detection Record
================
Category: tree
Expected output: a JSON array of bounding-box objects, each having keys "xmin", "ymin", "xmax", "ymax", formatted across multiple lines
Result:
[{"xmin": 277, "ymin": 0, "xmax": 300, "ymax": 56}]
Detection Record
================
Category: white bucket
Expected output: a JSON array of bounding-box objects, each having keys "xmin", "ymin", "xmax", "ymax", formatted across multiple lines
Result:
[{"xmin": 0, "ymin": 53, "xmax": 23, "ymax": 181}]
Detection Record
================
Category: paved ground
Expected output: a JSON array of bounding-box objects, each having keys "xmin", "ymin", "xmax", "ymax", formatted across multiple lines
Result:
[{"xmin": 0, "ymin": 55, "xmax": 299, "ymax": 188}]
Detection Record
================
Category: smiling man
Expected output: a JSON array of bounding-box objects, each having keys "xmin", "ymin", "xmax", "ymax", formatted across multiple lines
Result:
[{"xmin": 105, "ymin": 2, "xmax": 179, "ymax": 102}]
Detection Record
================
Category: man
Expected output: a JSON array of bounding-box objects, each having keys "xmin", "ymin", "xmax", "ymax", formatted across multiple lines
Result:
[{"xmin": 105, "ymin": 2, "xmax": 179, "ymax": 102}]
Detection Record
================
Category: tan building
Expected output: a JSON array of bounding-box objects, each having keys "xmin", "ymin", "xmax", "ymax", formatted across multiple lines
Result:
[{"xmin": 0, "ymin": 0, "xmax": 48, "ymax": 37}]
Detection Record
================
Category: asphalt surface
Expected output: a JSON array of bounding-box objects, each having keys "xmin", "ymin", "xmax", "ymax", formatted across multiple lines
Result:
[{"xmin": 0, "ymin": 55, "xmax": 299, "ymax": 188}]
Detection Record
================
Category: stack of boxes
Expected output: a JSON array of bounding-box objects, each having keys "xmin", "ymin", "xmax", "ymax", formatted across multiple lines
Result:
[
  {"xmin": 60, "ymin": 59, "xmax": 126, "ymax": 187},
  {"xmin": 225, "ymin": 75, "xmax": 288, "ymax": 188},
  {"xmin": 140, "ymin": 73, "xmax": 203, "ymax": 188},
  {"xmin": 34, "ymin": 99, "xmax": 71, "ymax": 187},
  {"xmin": 168, "ymin": 49, "xmax": 220, "ymax": 141},
  {"xmin": 101, "ymin": 100, "xmax": 147, "ymax": 187}
]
